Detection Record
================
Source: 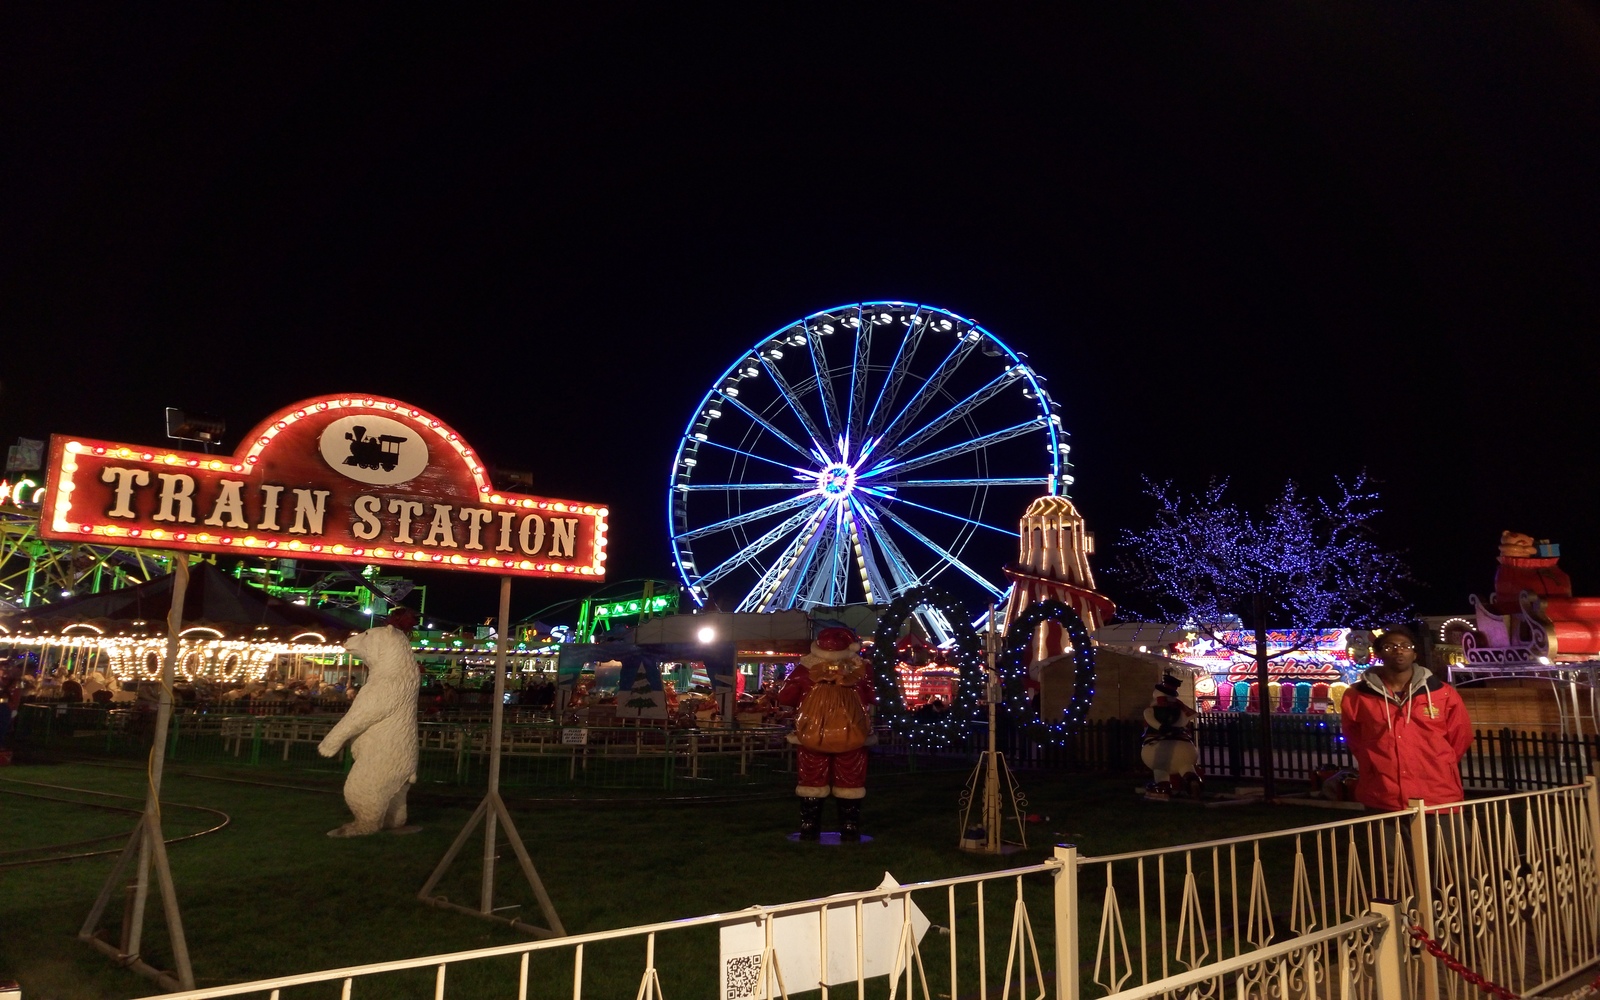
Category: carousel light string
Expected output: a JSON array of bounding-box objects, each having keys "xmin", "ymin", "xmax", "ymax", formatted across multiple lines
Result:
[{"xmin": 4, "ymin": 631, "xmax": 346, "ymax": 683}]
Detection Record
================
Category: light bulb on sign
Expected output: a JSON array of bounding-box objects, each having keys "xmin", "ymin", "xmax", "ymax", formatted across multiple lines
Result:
[{"xmin": 697, "ymin": 626, "xmax": 716, "ymax": 643}]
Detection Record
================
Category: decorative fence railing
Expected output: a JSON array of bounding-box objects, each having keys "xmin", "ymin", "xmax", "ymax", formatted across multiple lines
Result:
[
  {"xmin": 12, "ymin": 703, "xmax": 798, "ymax": 792},
  {"xmin": 1000, "ymin": 714, "xmax": 1600, "ymax": 790},
  {"xmin": 16, "ymin": 702, "xmax": 1600, "ymax": 794},
  {"xmin": 1098, "ymin": 910, "xmax": 1398, "ymax": 1000},
  {"xmin": 139, "ymin": 852, "xmax": 1077, "ymax": 1000},
  {"xmin": 130, "ymin": 777, "xmax": 1599, "ymax": 1000}
]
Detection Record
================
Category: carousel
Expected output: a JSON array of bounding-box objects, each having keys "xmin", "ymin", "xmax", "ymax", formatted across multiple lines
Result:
[{"xmin": 0, "ymin": 561, "xmax": 352, "ymax": 694}]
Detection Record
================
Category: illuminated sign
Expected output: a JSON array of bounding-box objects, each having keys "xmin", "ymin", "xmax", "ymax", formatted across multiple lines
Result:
[
  {"xmin": 594, "ymin": 596, "xmax": 674, "ymax": 619},
  {"xmin": 0, "ymin": 477, "xmax": 43, "ymax": 507},
  {"xmin": 1183, "ymin": 628, "xmax": 1363, "ymax": 682},
  {"xmin": 38, "ymin": 395, "xmax": 609, "ymax": 580}
]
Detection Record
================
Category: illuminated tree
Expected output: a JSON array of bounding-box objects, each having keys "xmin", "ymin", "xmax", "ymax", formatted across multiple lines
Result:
[{"xmin": 1113, "ymin": 473, "xmax": 1412, "ymax": 798}]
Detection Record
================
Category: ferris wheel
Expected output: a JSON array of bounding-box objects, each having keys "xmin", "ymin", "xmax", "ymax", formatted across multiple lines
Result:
[{"xmin": 668, "ymin": 302, "xmax": 1069, "ymax": 641}]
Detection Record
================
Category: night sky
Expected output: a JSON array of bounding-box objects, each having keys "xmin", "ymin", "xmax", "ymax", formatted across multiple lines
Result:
[{"xmin": 4, "ymin": 7, "xmax": 1598, "ymax": 625}]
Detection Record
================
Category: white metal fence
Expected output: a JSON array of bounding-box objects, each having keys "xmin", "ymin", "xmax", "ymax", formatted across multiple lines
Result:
[{"xmin": 138, "ymin": 777, "xmax": 1600, "ymax": 1000}]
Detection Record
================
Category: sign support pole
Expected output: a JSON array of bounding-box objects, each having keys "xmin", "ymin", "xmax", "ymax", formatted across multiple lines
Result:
[
  {"xmin": 959, "ymin": 604, "xmax": 1027, "ymax": 854},
  {"xmin": 419, "ymin": 575, "xmax": 565, "ymax": 937},
  {"xmin": 78, "ymin": 554, "xmax": 196, "ymax": 991}
]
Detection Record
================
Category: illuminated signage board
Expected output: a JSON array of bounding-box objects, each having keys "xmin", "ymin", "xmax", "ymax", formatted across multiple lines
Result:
[
  {"xmin": 1183, "ymin": 629, "xmax": 1364, "ymax": 682},
  {"xmin": 39, "ymin": 394, "xmax": 608, "ymax": 580},
  {"xmin": 0, "ymin": 477, "xmax": 43, "ymax": 507}
]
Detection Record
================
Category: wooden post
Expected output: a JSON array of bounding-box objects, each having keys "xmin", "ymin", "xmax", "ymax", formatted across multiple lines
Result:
[
  {"xmin": 480, "ymin": 576, "xmax": 510, "ymax": 913},
  {"xmin": 1586, "ymin": 768, "xmax": 1600, "ymax": 888},
  {"xmin": 1368, "ymin": 899, "xmax": 1406, "ymax": 1000},
  {"xmin": 420, "ymin": 576, "xmax": 564, "ymax": 937},
  {"xmin": 1254, "ymin": 593, "xmax": 1277, "ymax": 800},
  {"xmin": 78, "ymin": 555, "xmax": 195, "ymax": 991},
  {"xmin": 1408, "ymin": 798, "xmax": 1440, "ymax": 1000},
  {"xmin": 1053, "ymin": 845, "xmax": 1079, "ymax": 1000}
]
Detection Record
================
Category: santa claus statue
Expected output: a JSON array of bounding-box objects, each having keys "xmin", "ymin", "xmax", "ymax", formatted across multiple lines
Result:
[{"xmin": 777, "ymin": 626, "xmax": 878, "ymax": 840}]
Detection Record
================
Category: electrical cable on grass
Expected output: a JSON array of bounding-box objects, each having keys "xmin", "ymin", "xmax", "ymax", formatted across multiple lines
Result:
[{"xmin": 0, "ymin": 776, "xmax": 230, "ymax": 869}]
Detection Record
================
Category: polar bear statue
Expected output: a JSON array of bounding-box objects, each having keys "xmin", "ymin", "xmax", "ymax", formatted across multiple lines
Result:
[{"xmin": 317, "ymin": 621, "xmax": 420, "ymax": 837}]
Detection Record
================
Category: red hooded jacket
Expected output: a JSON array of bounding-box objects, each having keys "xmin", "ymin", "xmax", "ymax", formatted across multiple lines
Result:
[{"xmin": 1340, "ymin": 667, "xmax": 1472, "ymax": 812}]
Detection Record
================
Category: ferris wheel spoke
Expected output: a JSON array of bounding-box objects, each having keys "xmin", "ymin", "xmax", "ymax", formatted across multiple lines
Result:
[
  {"xmin": 844, "ymin": 497, "xmax": 894, "ymax": 605},
  {"xmin": 717, "ymin": 393, "xmax": 819, "ymax": 461},
  {"xmin": 865, "ymin": 419, "xmax": 1045, "ymax": 479},
  {"xmin": 874, "ymin": 336, "xmax": 982, "ymax": 452},
  {"xmin": 740, "ymin": 505, "xmax": 832, "ymax": 612},
  {"xmin": 690, "ymin": 503, "xmax": 826, "ymax": 589},
  {"xmin": 798, "ymin": 513, "xmax": 846, "ymax": 608},
  {"xmin": 803, "ymin": 320, "xmax": 844, "ymax": 438},
  {"xmin": 850, "ymin": 500, "xmax": 920, "ymax": 599},
  {"xmin": 773, "ymin": 514, "xmax": 836, "ymax": 610},
  {"xmin": 693, "ymin": 436, "xmax": 816, "ymax": 474},
  {"xmin": 864, "ymin": 308, "xmax": 928, "ymax": 439},
  {"xmin": 845, "ymin": 305, "xmax": 873, "ymax": 441},
  {"xmin": 886, "ymin": 369, "xmax": 1020, "ymax": 460},
  {"xmin": 755, "ymin": 354, "xmax": 830, "ymax": 448},
  {"xmin": 675, "ymin": 493, "xmax": 820, "ymax": 543},
  {"xmin": 674, "ymin": 482, "xmax": 810, "ymax": 491},
  {"xmin": 890, "ymin": 476, "xmax": 1053, "ymax": 488},
  {"xmin": 865, "ymin": 498, "xmax": 1007, "ymax": 599},
  {"xmin": 875, "ymin": 493, "xmax": 1015, "ymax": 536}
]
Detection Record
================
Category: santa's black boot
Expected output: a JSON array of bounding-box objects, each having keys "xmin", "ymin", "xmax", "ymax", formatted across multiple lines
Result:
[
  {"xmin": 837, "ymin": 799, "xmax": 862, "ymax": 841},
  {"xmin": 798, "ymin": 796, "xmax": 824, "ymax": 840}
]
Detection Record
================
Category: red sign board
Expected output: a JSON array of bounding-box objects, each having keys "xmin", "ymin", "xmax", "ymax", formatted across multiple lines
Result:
[{"xmin": 39, "ymin": 395, "xmax": 608, "ymax": 580}]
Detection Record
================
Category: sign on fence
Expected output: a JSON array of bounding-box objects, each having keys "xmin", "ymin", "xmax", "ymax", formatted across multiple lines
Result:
[
  {"xmin": 718, "ymin": 873, "xmax": 929, "ymax": 998},
  {"xmin": 560, "ymin": 728, "xmax": 588, "ymax": 745}
]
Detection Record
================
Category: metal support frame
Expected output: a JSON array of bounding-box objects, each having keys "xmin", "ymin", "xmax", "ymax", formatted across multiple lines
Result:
[
  {"xmin": 419, "ymin": 576, "xmax": 564, "ymax": 938},
  {"xmin": 78, "ymin": 555, "xmax": 195, "ymax": 991},
  {"xmin": 1053, "ymin": 844, "xmax": 1079, "ymax": 1000},
  {"xmin": 960, "ymin": 607, "xmax": 1028, "ymax": 854},
  {"xmin": 1408, "ymin": 798, "xmax": 1440, "ymax": 1000},
  {"xmin": 879, "ymin": 419, "xmax": 1046, "ymax": 478},
  {"xmin": 1368, "ymin": 899, "xmax": 1407, "ymax": 1000}
]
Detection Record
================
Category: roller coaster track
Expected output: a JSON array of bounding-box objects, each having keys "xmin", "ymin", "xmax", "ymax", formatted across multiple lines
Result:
[{"xmin": 0, "ymin": 504, "xmax": 172, "ymax": 612}]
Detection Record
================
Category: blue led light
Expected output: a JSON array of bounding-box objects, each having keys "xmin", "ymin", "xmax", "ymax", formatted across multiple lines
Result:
[{"xmin": 668, "ymin": 300, "xmax": 1069, "ymax": 616}]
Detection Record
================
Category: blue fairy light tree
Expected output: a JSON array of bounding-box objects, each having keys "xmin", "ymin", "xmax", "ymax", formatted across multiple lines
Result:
[{"xmin": 1112, "ymin": 473, "xmax": 1412, "ymax": 798}]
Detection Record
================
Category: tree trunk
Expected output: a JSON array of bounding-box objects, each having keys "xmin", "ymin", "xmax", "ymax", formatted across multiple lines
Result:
[{"xmin": 1254, "ymin": 592, "xmax": 1276, "ymax": 800}]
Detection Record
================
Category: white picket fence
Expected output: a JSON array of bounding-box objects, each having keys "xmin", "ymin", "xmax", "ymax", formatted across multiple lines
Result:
[{"xmin": 139, "ymin": 777, "xmax": 1600, "ymax": 1000}]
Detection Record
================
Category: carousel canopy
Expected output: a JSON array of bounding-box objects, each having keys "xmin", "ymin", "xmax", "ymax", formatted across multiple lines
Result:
[{"xmin": 1, "ymin": 561, "xmax": 356, "ymax": 642}]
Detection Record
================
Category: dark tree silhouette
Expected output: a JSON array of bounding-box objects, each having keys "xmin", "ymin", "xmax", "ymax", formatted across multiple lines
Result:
[{"xmin": 1113, "ymin": 473, "xmax": 1412, "ymax": 798}]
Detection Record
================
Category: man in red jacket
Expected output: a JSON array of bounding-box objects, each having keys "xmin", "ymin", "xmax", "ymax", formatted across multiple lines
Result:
[{"xmin": 1340, "ymin": 626, "xmax": 1473, "ymax": 812}]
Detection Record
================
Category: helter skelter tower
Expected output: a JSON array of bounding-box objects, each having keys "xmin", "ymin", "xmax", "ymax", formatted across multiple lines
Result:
[{"xmin": 1002, "ymin": 495, "xmax": 1114, "ymax": 664}]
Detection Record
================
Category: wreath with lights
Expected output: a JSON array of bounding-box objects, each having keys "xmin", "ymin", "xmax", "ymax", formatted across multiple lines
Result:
[
  {"xmin": 998, "ymin": 599, "xmax": 1097, "ymax": 737},
  {"xmin": 867, "ymin": 586, "xmax": 985, "ymax": 751}
]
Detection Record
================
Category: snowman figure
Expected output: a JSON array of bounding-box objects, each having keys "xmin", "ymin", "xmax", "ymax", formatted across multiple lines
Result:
[{"xmin": 1140, "ymin": 673, "xmax": 1201, "ymax": 799}]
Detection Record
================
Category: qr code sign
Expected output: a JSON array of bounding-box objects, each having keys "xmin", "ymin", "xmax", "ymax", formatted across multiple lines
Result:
[{"xmin": 722, "ymin": 952, "xmax": 764, "ymax": 1000}]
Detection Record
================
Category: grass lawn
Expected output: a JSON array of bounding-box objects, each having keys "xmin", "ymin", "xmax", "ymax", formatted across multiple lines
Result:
[{"xmin": 1, "ymin": 758, "xmax": 1332, "ymax": 999}]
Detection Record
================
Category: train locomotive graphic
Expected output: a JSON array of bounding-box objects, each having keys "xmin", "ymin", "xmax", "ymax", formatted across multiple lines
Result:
[{"xmin": 343, "ymin": 426, "xmax": 409, "ymax": 472}]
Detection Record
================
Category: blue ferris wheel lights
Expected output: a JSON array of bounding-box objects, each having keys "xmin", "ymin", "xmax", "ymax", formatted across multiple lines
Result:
[{"xmin": 669, "ymin": 300, "xmax": 1065, "ymax": 613}]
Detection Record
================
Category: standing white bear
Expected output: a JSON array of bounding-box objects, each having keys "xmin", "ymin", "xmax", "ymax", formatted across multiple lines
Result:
[{"xmin": 318, "ymin": 618, "xmax": 420, "ymax": 837}]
